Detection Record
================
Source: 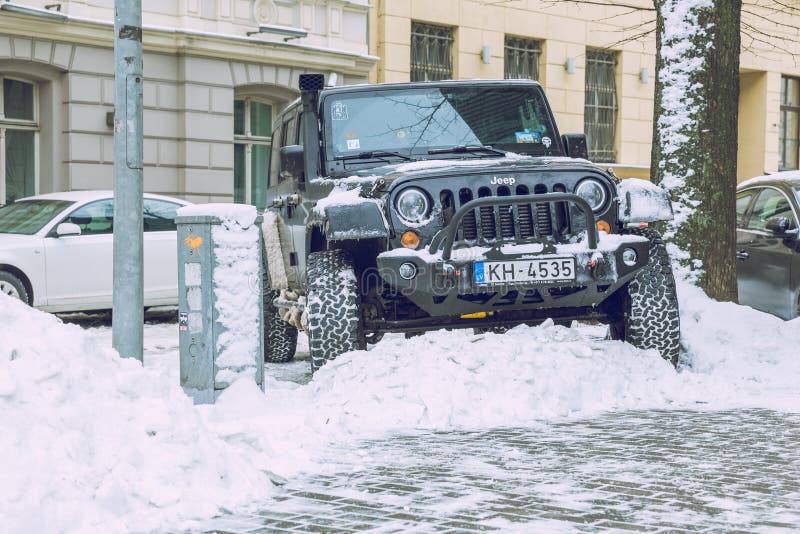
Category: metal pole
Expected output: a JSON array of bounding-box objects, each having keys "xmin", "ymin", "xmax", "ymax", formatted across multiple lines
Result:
[{"xmin": 112, "ymin": 0, "xmax": 144, "ymax": 361}]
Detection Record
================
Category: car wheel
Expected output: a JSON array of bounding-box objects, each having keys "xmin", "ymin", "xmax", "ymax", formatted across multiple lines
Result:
[
  {"xmin": 262, "ymin": 264, "xmax": 298, "ymax": 363},
  {"xmin": 0, "ymin": 271, "xmax": 30, "ymax": 305},
  {"xmin": 607, "ymin": 228, "xmax": 681, "ymax": 367},
  {"xmin": 307, "ymin": 249, "xmax": 365, "ymax": 373}
]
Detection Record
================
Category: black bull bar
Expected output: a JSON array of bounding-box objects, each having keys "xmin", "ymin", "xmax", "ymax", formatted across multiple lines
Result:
[{"xmin": 427, "ymin": 193, "xmax": 600, "ymax": 259}]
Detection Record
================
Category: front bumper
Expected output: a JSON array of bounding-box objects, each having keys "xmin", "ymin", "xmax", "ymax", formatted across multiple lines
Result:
[{"xmin": 376, "ymin": 193, "xmax": 650, "ymax": 317}]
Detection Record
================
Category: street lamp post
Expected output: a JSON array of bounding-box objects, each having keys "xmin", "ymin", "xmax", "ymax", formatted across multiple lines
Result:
[{"xmin": 112, "ymin": 0, "xmax": 144, "ymax": 362}]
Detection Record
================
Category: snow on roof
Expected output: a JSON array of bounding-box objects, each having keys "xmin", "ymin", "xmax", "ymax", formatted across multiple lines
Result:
[
  {"xmin": 177, "ymin": 203, "xmax": 258, "ymax": 228},
  {"xmin": 738, "ymin": 170, "xmax": 800, "ymax": 189},
  {"xmin": 17, "ymin": 190, "xmax": 191, "ymax": 204}
]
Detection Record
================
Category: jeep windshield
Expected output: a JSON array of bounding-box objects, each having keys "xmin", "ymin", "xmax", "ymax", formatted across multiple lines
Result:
[{"xmin": 323, "ymin": 85, "xmax": 561, "ymax": 163}]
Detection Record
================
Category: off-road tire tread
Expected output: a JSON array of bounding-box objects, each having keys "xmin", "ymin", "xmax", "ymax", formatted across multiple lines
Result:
[
  {"xmin": 263, "ymin": 268, "xmax": 298, "ymax": 363},
  {"xmin": 620, "ymin": 228, "xmax": 681, "ymax": 366},
  {"xmin": 307, "ymin": 249, "xmax": 364, "ymax": 372}
]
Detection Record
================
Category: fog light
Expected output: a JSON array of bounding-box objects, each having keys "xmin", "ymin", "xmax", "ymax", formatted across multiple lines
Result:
[
  {"xmin": 399, "ymin": 262, "xmax": 417, "ymax": 280},
  {"xmin": 622, "ymin": 248, "xmax": 638, "ymax": 266},
  {"xmin": 597, "ymin": 220, "xmax": 611, "ymax": 233},
  {"xmin": 401, "ymin": 230, "xmax": 420, "ymax": 248}
]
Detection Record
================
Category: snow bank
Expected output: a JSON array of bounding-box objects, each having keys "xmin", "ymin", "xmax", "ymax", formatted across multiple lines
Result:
[
  {"xmin": 0, "ymin": 296, "xmax": 276, "ymax": 533},
  {"xmin": 211, "ymin": 222, "xmax": 261, "ymax": 386},
  {"xmin": 3, "ymin": 272, "xmax": 800, "ymax": 532}
]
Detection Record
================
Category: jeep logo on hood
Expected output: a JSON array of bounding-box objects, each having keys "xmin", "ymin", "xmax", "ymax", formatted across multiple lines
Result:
[{"xmin": 490, "ymin": 176, "xmax": 516, "ymax": 186}]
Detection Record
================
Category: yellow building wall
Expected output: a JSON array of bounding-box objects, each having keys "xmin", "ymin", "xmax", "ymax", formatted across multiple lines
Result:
[{"xmin": 370, "ymin": 0, "xmax": 800, "ymax": 182}]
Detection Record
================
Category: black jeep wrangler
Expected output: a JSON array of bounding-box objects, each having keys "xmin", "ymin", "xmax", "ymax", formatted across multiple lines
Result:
[{"xmin": 262, "ymin": 74, "xmax": 680, "ymax": 372}]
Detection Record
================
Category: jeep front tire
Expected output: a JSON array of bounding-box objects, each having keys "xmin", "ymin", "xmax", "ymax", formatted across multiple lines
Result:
[
  {"xmin": 307, "ymin": 249, "xmax": 365, "ymax": 372},
  {"xmin": 608, "ymin": 228, "xmax": 681, "ymax": 366}
]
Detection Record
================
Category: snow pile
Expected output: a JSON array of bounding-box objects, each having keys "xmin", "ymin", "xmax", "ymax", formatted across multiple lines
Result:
[
  {"xmin": 3, "ymin": 273, "xmax": 800, "ymax": 532},
  {"xmin": 211, "ymin": 221, "xmax": 261, "ymax": 386},
  {"xmin": 0, "ymin": 295, "xmax": 275, "ymax": 534},
  {"xmin": 177, "ymin": 203, "xmax": 257, "ymax": 228}
]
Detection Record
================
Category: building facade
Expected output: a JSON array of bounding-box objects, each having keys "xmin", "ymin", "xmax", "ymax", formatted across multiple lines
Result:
[
  {"xmin": 368, "ymin": 0, "xmax": 800, "ymax": 182},
  {"xmin": 0, "ymin": 0, "xmax": 376, "ymax": 205}
]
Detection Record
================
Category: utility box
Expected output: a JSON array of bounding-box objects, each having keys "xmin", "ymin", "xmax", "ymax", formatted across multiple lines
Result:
[{"xmin": 175, "ymin": 205, "xmax": 264, "ymax": 404}]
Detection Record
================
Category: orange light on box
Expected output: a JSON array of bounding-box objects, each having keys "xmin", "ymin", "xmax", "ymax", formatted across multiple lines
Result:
[
  {"xmin": 401, "ymin": 230, "xmax": 420, "ymax": 248},
  {"xmin": 596, "ymin": 220, "xmax": 611, "ymax": 233}
]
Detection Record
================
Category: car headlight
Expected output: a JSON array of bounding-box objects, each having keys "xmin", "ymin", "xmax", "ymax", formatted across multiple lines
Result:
[
  {"xmin": 395, "ymin": 188, "xmax": 431, "ymax": 224},
  {"xmin": 575, "ymin": 179, "xmax": 607, "ymax": 212}
]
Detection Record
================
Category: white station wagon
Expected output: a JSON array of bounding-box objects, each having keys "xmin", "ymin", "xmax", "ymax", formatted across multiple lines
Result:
[{"xmin": 0, "ymin": 191, "xmax": 190, "ymax": 312}]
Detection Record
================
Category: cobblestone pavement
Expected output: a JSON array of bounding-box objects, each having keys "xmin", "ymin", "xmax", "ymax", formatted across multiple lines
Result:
[{"xmin": 193, "ymin": 409, "xmax": 800, "ymax": 533}]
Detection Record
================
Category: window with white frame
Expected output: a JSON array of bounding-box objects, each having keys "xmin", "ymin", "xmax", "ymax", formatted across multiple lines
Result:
[
  {"xmin": 234, "ymin": 98, "xmax": 273, "ymax": 209},
  {"xmin": 1, "ymin": 77, "xmax": 38, "ymax": 204}
]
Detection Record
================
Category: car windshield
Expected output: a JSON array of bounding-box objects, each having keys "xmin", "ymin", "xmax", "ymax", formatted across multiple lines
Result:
[
  {"xmin": 324, "ymin": 85, "xmax": 560, "ymax": 161},
  {"xmin": 0, "ymin": 199, "xmax": 74, "ymax": 235}
]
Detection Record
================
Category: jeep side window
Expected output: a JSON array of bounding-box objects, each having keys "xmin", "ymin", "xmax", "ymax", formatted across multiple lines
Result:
[
  {"xmin": 296, "ymin": 112, "xmax": 304, "ymax": 146},
  {"xmin": 268, "ymin": 121, "xmax": 283, "ymax": 187}
]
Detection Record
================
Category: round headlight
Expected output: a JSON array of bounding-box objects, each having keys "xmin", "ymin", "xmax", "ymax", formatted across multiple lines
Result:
[
  {"xmin": 575, "ymin": 179, "xmax": 607, "ymax": 212},
  {"xmin": 396, "ymin": 188, "xmax": 431, "ymax": 224}
]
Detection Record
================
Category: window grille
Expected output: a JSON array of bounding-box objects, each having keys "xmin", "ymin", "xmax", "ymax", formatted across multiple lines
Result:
[
  {"xmin": 780, "ymin": 76, "xmax": 800, "ymax": 170},
  {"xmin": 504, "ymin": 36, "xmax": 541, "ymax": 81},
  {"xmin": 411, "ymin": 22, "xmax": 454, "ymax": 82},
  {"xmin": 584, "ymin": 49, "xmax": 618, "ymax": 162}
]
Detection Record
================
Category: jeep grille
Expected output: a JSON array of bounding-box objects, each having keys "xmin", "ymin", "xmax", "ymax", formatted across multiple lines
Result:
[{"xmin": 443, "ymin": 183, "xmax": 571, "ymax": 244}]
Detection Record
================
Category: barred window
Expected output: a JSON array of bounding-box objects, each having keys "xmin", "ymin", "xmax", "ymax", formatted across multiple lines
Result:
[
  {"xmin": 779, "ymin": 75, "xmax": 800, "ymax": 170},
  {"xmin": 504, "ymin": 36, "xmax": 541, "ymax": 81},
  {"xmin": 411, "ymin": 22, "xmax": 454, "ymax": 82},
  {"xmin": 584, "ymin": 49, "xmax": 618, "ymax": 162}
]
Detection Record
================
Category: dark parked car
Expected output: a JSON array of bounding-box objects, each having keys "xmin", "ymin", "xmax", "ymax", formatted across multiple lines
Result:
[{"xmin": 736, "ymin": 171, "xmax": 800, "ymax": 319}]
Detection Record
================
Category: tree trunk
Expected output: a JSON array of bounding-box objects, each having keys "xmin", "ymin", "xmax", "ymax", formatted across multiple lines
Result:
[{"xmin": 650, "ymin": 0, "xmax": 741, "ymax": 303}]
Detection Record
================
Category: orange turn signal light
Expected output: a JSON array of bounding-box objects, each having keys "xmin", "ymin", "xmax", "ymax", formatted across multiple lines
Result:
[
  {"xmin": 401, "ymin": 230, "xmax": 420, "ymax": 248},
  {"xmin": 597, "ymin": 220, "xmax": 611, "ymax": 233}
]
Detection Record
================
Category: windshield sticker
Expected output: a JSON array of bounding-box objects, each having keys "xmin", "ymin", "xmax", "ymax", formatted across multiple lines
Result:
[
  {"xmin": 542, "ymin": 136, "xmax": 552, "ymax": 148},
  {"xmin": 331, "ymin": 102, "xmax": 349, "ymax": 121},
  {"xmin": 515, "ymin": 131, "xmax": 541, "ymax": 144},
  {"xmin": 396, "ymin": 130, "xmax": 407, "ymax": 139},
  {"xmin": 346, "ymin": 138, "xmax": 361, "ymax": 150}
]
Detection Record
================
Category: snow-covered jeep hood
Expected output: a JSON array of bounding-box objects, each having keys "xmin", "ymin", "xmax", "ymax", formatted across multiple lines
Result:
[{"xmin": 344, "ymin": 154, "xmax": 601, "ymax": 185}]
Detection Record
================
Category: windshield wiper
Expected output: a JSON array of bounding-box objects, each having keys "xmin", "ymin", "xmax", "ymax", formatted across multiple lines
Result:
[
  {"xmin": 335, "ymin": 150, "xmax": 412, "ymax": 161},
  {"xmin": 428, "ymin": 144, "xmax": 507, "ymax": 157}
]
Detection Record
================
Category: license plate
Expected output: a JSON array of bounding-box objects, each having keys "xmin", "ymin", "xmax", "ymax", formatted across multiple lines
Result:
[{"xmin": 474, "ymin": 257, "xmax": 576, "ymax": 285}]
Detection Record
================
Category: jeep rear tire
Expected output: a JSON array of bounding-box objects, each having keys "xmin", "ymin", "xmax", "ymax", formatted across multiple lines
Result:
[
  {"xmin": 263, "ymin": 267, "xmax": 298, "ymax": 363},
  {"xmin": 307, "ymin": 249, "xmax": 365, "ymax": 372},
  {"xmin": 608, "ymin": 228, "xmax": 681, "ymax": 366}
]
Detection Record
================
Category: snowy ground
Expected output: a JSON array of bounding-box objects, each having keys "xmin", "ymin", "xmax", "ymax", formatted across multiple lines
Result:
[{"xmin": 1, "ymin": 280, "xmax": 799, "ymax": 533}]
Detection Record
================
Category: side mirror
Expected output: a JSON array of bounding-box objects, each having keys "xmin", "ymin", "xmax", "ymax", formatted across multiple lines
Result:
[
  {"xmin": 56, "ymin": 222, "xmax": 82, "ymax": 237},
  {"xmin": 280, "ymin": 145, "xmax": 305, "ymax": 182},
  {"xmin": 562, "ymin": 134, "xmax": 588, "ymax": 160},
  {"xmin": 765, "ymin": 216, "xmax": 793, "ymax": 236}
]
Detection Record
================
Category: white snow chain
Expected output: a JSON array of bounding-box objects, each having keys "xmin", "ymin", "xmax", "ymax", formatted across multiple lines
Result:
[{"xmin": 274, "ymin": 289, "xmax": 308, "ymax": 331}]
